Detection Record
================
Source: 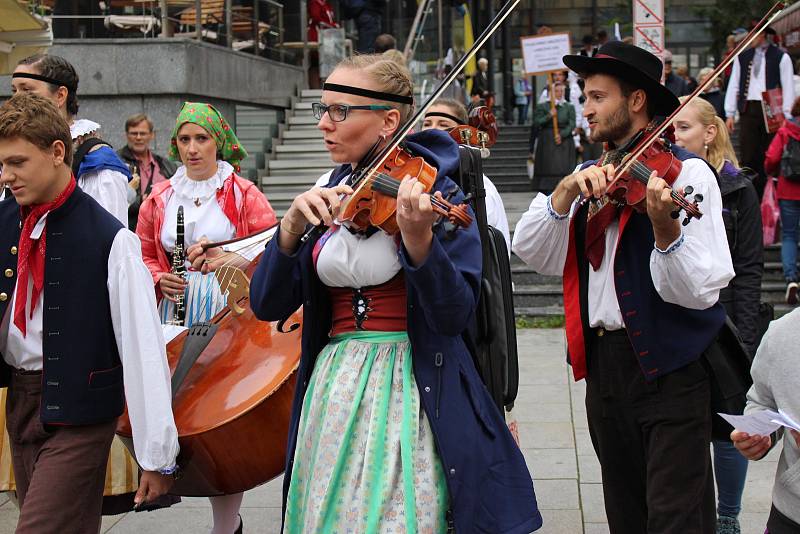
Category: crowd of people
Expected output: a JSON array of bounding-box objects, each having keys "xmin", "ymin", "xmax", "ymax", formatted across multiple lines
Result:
[{"xmin": 0, "ymin": 15, "xmax": 799, "ymax": 534}]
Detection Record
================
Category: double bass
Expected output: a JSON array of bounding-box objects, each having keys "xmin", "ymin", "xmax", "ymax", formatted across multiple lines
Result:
[
  {"xmin": 118, "ymin": 0, "xmax": 526, "ymax": 498},
  {"xmin": 117, "ymin": 226, "xmax": 301, "ymax": 496}
]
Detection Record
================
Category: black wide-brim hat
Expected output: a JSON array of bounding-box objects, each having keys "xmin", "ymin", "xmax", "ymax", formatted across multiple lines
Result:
[{"xmin": 563, "ymin": 41, "xmax": 680, "ymax": 116}]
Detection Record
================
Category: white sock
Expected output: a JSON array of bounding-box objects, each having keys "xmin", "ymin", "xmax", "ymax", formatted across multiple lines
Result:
[{"xmin": 209, "ymin": 492, "xmax": 244, "ymax": 534}]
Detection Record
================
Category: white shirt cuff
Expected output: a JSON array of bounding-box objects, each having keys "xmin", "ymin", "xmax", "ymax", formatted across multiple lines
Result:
[
  {"xmin": 546, "ymin": 195, "xmax": 570, "ymax": 220},
  {"xmin": 654, "ymin": 233, "xmax": 685, "ymax": 255}
]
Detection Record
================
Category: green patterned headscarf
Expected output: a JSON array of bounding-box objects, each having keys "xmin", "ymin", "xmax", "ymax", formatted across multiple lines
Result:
[{"xmin": 168, "ymin": 102, "xmax": 248, "ymax": 171}]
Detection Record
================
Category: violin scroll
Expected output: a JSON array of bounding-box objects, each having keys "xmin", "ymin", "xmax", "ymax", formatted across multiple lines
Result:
[{"xmin": 669, "ymin": 184, "xmax": 704, "ymax": 226}]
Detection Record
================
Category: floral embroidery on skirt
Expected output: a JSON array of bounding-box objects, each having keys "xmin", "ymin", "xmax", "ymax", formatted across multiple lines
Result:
[{"xmin": 285, "ymin": 331, "xmax": 448, "ymax": 534}]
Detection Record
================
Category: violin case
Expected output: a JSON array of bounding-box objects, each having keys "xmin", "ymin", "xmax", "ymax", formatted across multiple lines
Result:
[{"xmin": 455, "ymin": 144, "xmax": 519, "ymax": 414}]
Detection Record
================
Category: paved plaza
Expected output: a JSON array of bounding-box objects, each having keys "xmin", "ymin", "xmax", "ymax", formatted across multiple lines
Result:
[{"xmin": 0, "ymin": 329, "xmax": 780, "ymax": 533}]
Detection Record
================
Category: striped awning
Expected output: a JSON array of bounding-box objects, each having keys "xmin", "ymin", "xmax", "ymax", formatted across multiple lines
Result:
[
  {"xmin": 772, "ymin": 2, "xmax": 800, "ymax": 51},
  {"xmin": 0, "ymin": 1, "xmax": 52, "ymax": 74}
]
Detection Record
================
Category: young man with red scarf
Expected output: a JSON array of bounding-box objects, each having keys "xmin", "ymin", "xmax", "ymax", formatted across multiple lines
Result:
[
  {"xmin": 513, "ymin": 42, "xmax": 735, "ymax": 533},
  {"xmin": 0, "ymin": 93, "xmax": 179, "ymax": 532}
]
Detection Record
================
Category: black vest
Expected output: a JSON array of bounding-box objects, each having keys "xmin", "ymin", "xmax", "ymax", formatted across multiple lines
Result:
[
  {"xmin": 0, "ymin": 188, "xmax": 125, "ymax": 424},
  {"xmin": 569, "ymin": 146, "xmax": 726, "ymax": 380},
  {"xmin": 737, "ymin": 45, "xmax": 784, "ymax": 113}
]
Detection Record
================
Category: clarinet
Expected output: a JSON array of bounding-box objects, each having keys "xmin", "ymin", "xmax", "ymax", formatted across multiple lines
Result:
[{"xmin": 169, "ymin": 205, "xmax": 187, "ymax": 326}]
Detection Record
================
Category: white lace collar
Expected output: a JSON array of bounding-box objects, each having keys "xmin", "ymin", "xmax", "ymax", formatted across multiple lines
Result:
[
  {"xmin": 70, "ymin": 119, "xmax": 101, "ymax": 140},
  {"xmin": 170, "ymin": 160, "xmax": 234, "ymax": 201}
]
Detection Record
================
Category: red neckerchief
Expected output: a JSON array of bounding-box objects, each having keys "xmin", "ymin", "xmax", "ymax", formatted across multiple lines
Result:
[{"xmin": 14, "ymin": 177, "xmax": 77, "ymax": 337}]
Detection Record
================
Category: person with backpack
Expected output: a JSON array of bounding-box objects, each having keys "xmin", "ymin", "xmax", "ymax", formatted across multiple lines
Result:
[
  {"xmin": 675, "ymin": 96, "xmax": 764, "ymax": 534},
  {"xmin": 765, "ymin": 95, "xmax": 800, "ymax": 304}
]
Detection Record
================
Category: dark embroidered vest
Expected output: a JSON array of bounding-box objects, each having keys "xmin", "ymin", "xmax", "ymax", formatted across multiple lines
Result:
[
  {"xmin": 563, "ymin": 145, "xmax": 726, "ymax": 381},
  {"xmin": 0, "ymin": 188, "xmax": 126, "ymax": 424},
  {"xmin": 737, "ymin": 45, "xmax": 784, "ymax": 113}
]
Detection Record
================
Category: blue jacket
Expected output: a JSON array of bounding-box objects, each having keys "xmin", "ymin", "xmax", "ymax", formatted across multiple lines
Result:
[{"xmin": 251, "ymin": 129, "xmax": 542, "ymax": 533}]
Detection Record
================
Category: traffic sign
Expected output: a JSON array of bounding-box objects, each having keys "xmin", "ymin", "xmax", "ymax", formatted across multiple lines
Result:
[
  {"xmin": 633, "ymin": 0, "xmax": 664, "ymax": 25},
  {"xmin": 634, "ymin": 25, "xmax": 665, "ymax": 55}
]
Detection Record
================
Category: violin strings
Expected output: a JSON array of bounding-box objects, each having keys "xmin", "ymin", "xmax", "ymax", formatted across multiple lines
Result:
[{"xmin": 363, "ymin": 172, "xmax": 462, "ymax": 215}]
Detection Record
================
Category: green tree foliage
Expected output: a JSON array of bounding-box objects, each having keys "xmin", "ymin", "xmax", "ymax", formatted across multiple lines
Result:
[{"xmin": 695, "ymin": 0, "xmax": 778, "ymax": 60}]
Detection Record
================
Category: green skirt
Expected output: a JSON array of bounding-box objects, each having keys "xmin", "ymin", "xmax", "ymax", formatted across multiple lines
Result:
[{"xmin": 284, "ymin": 331, "xmax": 448, "ymax": 533}]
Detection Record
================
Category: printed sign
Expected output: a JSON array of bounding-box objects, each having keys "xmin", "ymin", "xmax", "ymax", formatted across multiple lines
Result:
[
  {"xmin": 520, "ymin": 33, "xmax": 572, "ymax": 76},
  {"xmin": 634, "ymin": 25, "xmax": 665, "ymax": 55},
  {"xmin": 633, "ymin": 0, "xmax": 664, "ymax": 25}
]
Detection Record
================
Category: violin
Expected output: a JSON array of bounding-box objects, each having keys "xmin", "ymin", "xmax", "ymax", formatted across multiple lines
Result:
[
  {"xmin": 596, "ymin": 1, "xmax": 785, "ymax": 224},
  {"xmin": 338, "ymin": 144, "xmax": 473, "ymax": 235},
  {"xmin": 449, "ymin": 106, "xmax": 498, "ymax": 157},
  {"xmin": 603, "ymin": 131, "xmax": 702, "ymax": 225}
]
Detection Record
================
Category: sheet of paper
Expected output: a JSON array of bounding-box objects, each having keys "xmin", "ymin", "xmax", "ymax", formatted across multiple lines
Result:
[
  {"xmin": 773, "ymin": 409, "xmax": 800, "ymax": 432},
  {"xmin": 718, "ymin": 410, "xmax": 783, "ymax": 436}
]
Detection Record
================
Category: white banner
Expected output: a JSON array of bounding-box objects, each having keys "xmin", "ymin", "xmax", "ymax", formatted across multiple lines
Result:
[{"xmin": 520, "ymin": 33, "xmax": 572, "ymax": 76}]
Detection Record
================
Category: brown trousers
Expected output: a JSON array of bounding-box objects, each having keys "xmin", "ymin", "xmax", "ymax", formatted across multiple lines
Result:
[{"xmin": 6, "ymin": 370, "xmax": 116, "ymax": 534}]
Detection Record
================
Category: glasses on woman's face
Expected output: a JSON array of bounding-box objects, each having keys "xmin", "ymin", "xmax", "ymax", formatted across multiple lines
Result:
[{"xmin": 312, "ymin": 102, "xmax": 393, "ymax": 122}]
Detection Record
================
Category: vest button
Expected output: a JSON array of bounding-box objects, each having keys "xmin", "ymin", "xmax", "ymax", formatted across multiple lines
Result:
[
  {"xmin": 0, "ymin": 293, "xmax": 6, "ymax": 302},
  {"xmin": 10, "ymin": 247, "xmax": 17, "ymax": 255},
  {"xmin": 4, "ymin": 269, "xmax": 12, "ymax": 278}
]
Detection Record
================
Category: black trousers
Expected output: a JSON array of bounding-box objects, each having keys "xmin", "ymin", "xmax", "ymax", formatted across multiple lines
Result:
[
  {"xmin": 585, "ymin": 329, "xmax": 715, "ymax": 534},
  {"xmin": 768, "ymin": 504, "xmax": 800, "ymax": 534},
  {"xmin": 739, "ymin": 100, "xmax": 774, "ymax": 199}
]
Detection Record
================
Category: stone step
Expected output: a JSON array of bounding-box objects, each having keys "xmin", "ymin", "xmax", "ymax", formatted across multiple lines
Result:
[
  {"xmin": 267, "ymin": 158, "xmax": 333, "ymax": 170},
  {"xmin": 301, "ymin": 89, "xmax": 323, "ymax": 98},
  {"xmin": 510, "ymin": 266, "xmax": 562, "ymax": 285},
  {"xmin": 513, "ymin": 284, "xmax": 564, "ymax": 308},
  {"xmin": 282, "ymin": 129, "xmax": 324, "ymax": 140},
  {"xmin": 287, "ymin": 115, "xmax": 320, "ymax": 126},
  {"xmin": 261, "ymin": 174, "xmax": 320, "ymax": 187},
  {"xmin": 293, "ymin": 101, "xmax": 314, "ymax": 110},
  {"xmin": 514, "ymin": 305, "xmax": 564, "ymax": 318},
  {"xmin": 275, "ymin": 143, "xmax": 327, "ymax": 154},
  {"xmin": 263, "ymin": 166, "xmax": 331, "ymax": 177}
]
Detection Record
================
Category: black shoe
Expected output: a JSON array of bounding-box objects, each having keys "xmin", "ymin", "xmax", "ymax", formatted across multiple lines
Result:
[{"xmin": 234, "ymin": 515, "xmax": 243, "ymax": 534}]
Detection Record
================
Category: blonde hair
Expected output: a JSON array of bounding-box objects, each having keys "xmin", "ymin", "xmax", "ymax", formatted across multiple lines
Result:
[
  {"xmin": 334, "ymin": 54, "xmax": 415, "ymax": 123},
  {"xmin": 381, "ymin": 49, "xmax": 407, "ymax": 67},
  {"xmin": 678, "ymin": 96, "xmax": 738, "ymax": 171}
]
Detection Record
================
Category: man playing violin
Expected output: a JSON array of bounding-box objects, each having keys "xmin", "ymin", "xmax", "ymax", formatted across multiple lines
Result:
[{"xmin": 513, "ymin": 41, "xmax": 735, "ymax": 534}]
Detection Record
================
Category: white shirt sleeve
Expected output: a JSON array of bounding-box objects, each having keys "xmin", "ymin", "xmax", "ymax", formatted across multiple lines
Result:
[
  {"xmin": 314, "ymin": 170, "xmax": 334, "ymax": 188},
  {"xmin": 482, "ymin": 175, "xmax": 511, "ymax": 252},
  {"xmin": 780, "ymin": 52, "xmax": 796, "ymax": 119},
  {"xmin": 78, "ymin": 168, "xmax": 130, "ymax": 227},
  {"xmin": 725, "ymin": 59, "xmax": 741, "ymax": 118},
  {"xmin": 512, "ymin": 192, "xmax": 574, "ymax": 276},
  {"xmin": 108, "ymin": 230, "xmax": 179, "ymax": 472},
  {"xmin": 649, "ymin": 159, "xmax": 735, "ymax": 309}
]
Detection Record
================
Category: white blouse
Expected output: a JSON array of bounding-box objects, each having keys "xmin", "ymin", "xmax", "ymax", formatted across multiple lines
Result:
[
  {"xmin": 160, "ymin": 161, "xmax": 236, "ymax": 256},
  {"xmin": 316, "ymin": 227, "xmax": 401, "ymax": 288},
  {"xmin": 69, "ymin": 120, "xmax": 130, "ymax": 227}
]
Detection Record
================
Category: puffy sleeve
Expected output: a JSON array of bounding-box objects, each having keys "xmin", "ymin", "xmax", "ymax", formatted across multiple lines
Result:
[
  {"xmin": 649, "ymin": 159, "xmax": 735, "ymax": 309},
  {"xmin": 512, "ymin": 192, "xmax": 575, "ymax": 276},
  {"xmin": 108, "ymin": 230, "xmax": 179, "ymax": 471},
  {"xmin": 78, "ymin": 168, "xmax": 130, "ymax": 227}
]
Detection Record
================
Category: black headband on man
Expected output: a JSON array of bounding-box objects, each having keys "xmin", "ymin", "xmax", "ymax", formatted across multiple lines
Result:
[
  {"xmin": 323, "ymin": 82, "xmax": 414, "ymax": 105},
  {"xmin": 424, "ymin": 111, "xmax": 465, "ymax": 125},
  {"xmin": 12, "ymin": 72, "xmax": 76, "ymax": 93}
]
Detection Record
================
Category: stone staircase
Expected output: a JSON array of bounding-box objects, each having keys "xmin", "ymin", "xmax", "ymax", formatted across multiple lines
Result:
[
  {"xmin": 483, "ymin": 124, "xmax": 532, "ymax": 192},
  {"xmin": 260, "ymin": 89, "xmax": 333, "ymax": 217}
]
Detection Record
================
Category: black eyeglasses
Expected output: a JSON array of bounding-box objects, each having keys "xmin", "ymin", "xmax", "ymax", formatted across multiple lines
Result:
[{"xmin": 312, "ymin": 102, "xmax": 393, "ymax": 122}]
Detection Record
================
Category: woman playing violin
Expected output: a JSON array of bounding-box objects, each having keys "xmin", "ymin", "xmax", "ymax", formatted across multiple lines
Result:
[
  {"xmin": 136, "ymin": 102, "xmax": 277, "ymax": 534},
  {"xmin": 249, "ymin": 54, "xmax": 542, "ymax": 533},
  {"xmin": 513, "ymin": 41, "xmax": 734, "ymax": 533}
]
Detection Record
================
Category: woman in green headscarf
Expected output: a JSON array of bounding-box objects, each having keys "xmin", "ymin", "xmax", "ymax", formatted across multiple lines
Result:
[{"xmin": 136, "ymin": 102, "xmax": 277, "ymax": 534}]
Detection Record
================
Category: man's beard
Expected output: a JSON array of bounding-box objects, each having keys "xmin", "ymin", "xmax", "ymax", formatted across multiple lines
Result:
[{"xmin": 589, "ymin": 104, "xmax": 632, "ymax": 144}]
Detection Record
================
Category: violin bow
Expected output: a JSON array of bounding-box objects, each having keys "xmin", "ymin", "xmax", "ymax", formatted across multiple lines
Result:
[
  {"xmin": 346, "ymin": 0, "xmax": 523, "ymax": 200},
  {"xmin": 615, "ymin": 1, "xmax": 785, "ymax": 179},
  {"xmin": 199, "ymin": 221, "xmax": 280, "ymax": 251}
]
